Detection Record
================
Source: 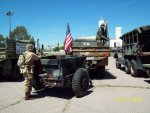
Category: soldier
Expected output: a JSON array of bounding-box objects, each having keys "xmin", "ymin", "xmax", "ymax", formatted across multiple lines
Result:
[
  {"xmin": 21, "ymin": 44, "xmax": 40, "ymax": 100},
  {"xmin": 96, "ymin": 23, "xmax": 108, "ymax": 46}
]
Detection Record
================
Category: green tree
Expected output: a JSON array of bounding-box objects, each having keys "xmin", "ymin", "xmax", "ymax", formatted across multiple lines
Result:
[
  {"xmin": 53, "ymin": 45, "xmax": 64, "ymax": 51},
  {"xmin": 0, "ymin": 34, "xmax": 5, "ymax": 46},
  {"xmin": 0, "ymin": 34, "xmax": 5, "ymax": 41},
  {"xmin": 53, "ymin": 46, "xmax": 59, "ymax": 51},
  {"xmin": 59, "ymin": 46, "xmax": 64, "ymax": 50},
  {"xmin": 9, "ymin": 26, "xmax": 34, "ymax": 40}
]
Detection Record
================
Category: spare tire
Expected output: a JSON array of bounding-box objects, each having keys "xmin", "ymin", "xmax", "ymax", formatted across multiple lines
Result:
[{"xmin": 72, "ymin": 68, "xmax": 89, "ymax": 97}]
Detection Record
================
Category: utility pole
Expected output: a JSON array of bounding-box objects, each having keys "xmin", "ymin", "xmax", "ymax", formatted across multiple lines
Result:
[{"xmin": 6, "ymin": 11, "xmax": 14, "ymax": 37}]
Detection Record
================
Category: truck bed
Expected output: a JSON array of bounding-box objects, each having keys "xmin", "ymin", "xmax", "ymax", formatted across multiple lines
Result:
[{"xmin": 72, "ymin": 40, "xmax": 110, "ymax": 66}]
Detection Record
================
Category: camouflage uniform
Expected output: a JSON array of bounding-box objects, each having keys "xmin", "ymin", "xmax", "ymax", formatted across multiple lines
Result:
[
  {"xmin": 21, "ymin": 44, "xmax": 40, "ymax": 100},
  {"xmin": 96, "ymin": 23, "xmax": 108, "ymax": 46}
]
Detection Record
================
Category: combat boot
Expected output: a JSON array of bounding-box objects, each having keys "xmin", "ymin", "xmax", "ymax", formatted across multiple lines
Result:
[
  {"xmin": 25, "ymin": 92, "xmax": 29, "ymax": 100},
  {"xmin": 28, "ymin": 92, "xmax": 34, "ymax": 98},
  {"xmin": 25, "ymin": 92, "xmax": 34, "ymax": 100}
]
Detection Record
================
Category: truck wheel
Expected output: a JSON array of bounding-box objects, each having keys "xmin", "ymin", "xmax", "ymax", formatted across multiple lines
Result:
[
  {"xmin": 125, "ymin": 59, "xmax": 131, "ymax": 74},
  {"xmin": 130, "ymin": 60, "xmax": 138, "ymax": 77},
  {"xmin": 114, "ymin": 53, "xmax": 118, "ymax": 58},
  {"xmin": 116, "ymin": 60, "xmax": 121, "ymax": 69},
  {"xmin": 72, "ymin": 68, "xmax": 89, "ymax": 97},
  {"xmin": 12, "ymin": 65, "xmax": 21, "ymax": 80}
]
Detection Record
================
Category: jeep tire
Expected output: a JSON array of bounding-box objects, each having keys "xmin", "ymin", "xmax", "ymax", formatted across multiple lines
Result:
[{"xmin": 72, "ymin": 68, "xmax": 89, "ymax": 97}]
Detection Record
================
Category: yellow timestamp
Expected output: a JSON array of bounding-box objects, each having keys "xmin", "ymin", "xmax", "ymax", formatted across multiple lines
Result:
[{"xmin": 115, "ymin": 96, "xmax": 143, "ymax": 103}]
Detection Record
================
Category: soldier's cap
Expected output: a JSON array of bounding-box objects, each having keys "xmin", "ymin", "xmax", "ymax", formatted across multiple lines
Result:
[{"xmin": 26, "ymin": 44, "xmax": 34, "ymax": 51}]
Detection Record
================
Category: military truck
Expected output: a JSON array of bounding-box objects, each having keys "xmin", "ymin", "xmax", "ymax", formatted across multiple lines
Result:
[
  {"xmin": 72, "ymin": 20, "xmax": 110, "ymax": 78},
  {"xmin": 115, "ymin": 25, "xmax": 150, "ymax": 77},
  {"xmin": 72, "ymin": 38, "xmax": 110, "ymax": 78},
  {"xmin": 0, "ymin": 38, "xmax": 35, "ymax": 80}
]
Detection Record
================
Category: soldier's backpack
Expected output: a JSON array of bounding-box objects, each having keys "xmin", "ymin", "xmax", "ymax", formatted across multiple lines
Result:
[{"xmin": 17, "ymin": 54, "xmax": 25, "ymax": 67}]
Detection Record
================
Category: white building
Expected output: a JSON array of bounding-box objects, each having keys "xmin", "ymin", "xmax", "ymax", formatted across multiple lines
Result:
[{"xmin": 110, "ymin": 27, "xmax": 122, "ymax": 48}]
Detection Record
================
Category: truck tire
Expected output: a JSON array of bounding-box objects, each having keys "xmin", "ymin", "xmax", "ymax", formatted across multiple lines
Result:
[
  {"xmin": 130, "ymin": 60, "xmax": 138, "ymax": 77},
  {"xmin": 116, "ymin": 60, "xmax": 121, "ymax": 69},
  {"xmin": 125, "ymin": 59, "xmax": 131, "ymax": 74},
  {"xmin": 12, "ymin": 65, "xmax": 21, "ymax": 80},
  {"xmin": 72, "ymin": 68, "xmax": 89, "ymax": 97}
]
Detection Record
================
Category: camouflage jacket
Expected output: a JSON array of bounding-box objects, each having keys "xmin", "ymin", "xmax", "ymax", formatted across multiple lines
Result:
[{"xmin": 20, "ymin": 51, "xmax": 40, "ymax": 74}]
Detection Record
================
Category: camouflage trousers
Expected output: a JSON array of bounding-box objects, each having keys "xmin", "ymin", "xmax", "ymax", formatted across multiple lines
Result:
[{"xmin": 23, "ymin": 73, "xmax": 33, "ymax": 93}]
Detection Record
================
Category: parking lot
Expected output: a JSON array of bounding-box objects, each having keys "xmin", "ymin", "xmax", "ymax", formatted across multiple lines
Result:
[{"xmin": 0, "ymin": 57, "xmax": 150, "ymax": 113}]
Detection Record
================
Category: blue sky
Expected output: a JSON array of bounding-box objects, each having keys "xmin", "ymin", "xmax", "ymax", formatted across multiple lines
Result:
[{"xmin": 0, "ymin": 0, "xmax": 150, "ymax": 46}]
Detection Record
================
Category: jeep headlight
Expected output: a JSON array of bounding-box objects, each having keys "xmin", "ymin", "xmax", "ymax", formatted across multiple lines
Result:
[
  {"xmin": 46, "ymin": 68, "xmax": 63, "ymax": 79},
  {"xmin": 52, "ymin": 68, "xmax": 62, "ymax": 78}
]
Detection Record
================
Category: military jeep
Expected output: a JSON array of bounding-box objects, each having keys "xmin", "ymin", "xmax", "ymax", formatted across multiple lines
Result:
[{"xmin": 33, "ymin": 55, "xmax": 90, "ymax": 97}]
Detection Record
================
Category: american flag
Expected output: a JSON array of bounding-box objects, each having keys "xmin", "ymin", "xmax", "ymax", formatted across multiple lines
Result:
[{"xmin": 64, "ymin": 23, "xmax": 73, "ymax": 55}]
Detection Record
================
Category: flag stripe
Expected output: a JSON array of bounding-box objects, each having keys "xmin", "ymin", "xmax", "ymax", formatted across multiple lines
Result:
[
  {"xmin": 64, "ymin": 23, "xmax": 73, "ymax": 55},
  {"xmin": 65, "ymin": 38, "xmax": 72, "ymax": 49},
  {"xmin": 66, "ymin": 34, "xmax": 72, "ymax": 43}
]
